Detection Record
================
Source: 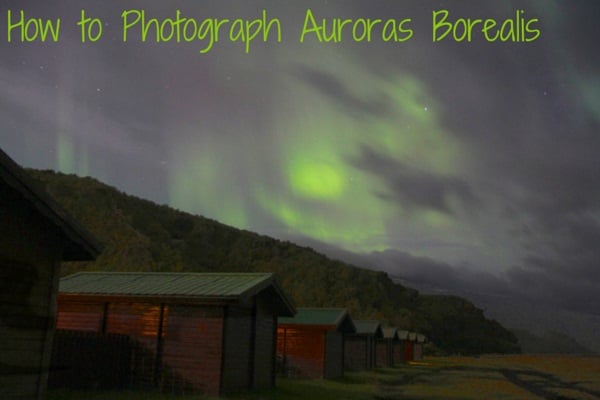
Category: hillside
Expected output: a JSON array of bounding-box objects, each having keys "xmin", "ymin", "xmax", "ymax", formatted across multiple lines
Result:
[
  {"xmin": 512, "ymin": 330, "xmax": 594, "ymax": 355},
  {"xmin": 29, "ymin": 169, "xmax": 520, "ymax": 355}
]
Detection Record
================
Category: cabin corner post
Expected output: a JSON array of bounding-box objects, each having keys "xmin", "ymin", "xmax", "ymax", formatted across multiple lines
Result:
[
  {"xmin": 153, "ymin": 303, "xmax": 166, "ymax": 387},
  {"xmin": 248, "ymin": 297, "xmax": 257, "ymax": 389},
  {"xmin": 219, "ymin": 304, "xmax": 228, "ymax": 396},
  {"xmin": 270, "ymin": 314, "xmax": 277, "ymax": 387},
  {"xmin": 100, "ymin": 302, "xmax": 109, "ymax": 334},
  {"xmin": 37, "ymin": 260, "xmax": 61, "ymax": 400},
  {"xmin": 322, "ymin": 330, "xmax": 327, "ymax": 378}
]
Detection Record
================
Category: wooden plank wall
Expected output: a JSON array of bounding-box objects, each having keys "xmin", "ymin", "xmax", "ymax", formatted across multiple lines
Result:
[
  {"xmin": 48, "ymin": 330, "xmax": 132, "ymax": 390},
  {"xmin": 413, "ymin": 342, "xmax": 423, "ymax": 361},
  {"xmin": 253, "ymin": 298, "xmax": 276, "ymax": 390},
  {"xmin": 393, "ymin": 341, "xmax": 405, "ymax": 364},
  {"xmin": 375, "ymin": 339, "xmax": 392, "ymax": 367},
  {"xmin": 221, "ymin": 304, "xmax": 252, "ymax": 394},
  {"xmin": 161, "ymin": 305, "xmax": 224, "ymax": 396},
  {"xmin": 324, "ymin": 331, "xmax": 344, "ymax": 378},
  {"xmin": 344, "ymin": 336, "xmax": 367, "ymax": 371},
  {"xmin": 55, "ymin": 300, "xmax": 229, "ymax": 395},
  {"xmin": 56, "ymin": 302, "xmax": 104, "ymax": 331},
  {"xmin": 277, "ymin": 327, "xmax": 325, "ymax": 379},
  {"xmin": 404, "ymin": 340, "xmax": 413, "ymax": 361}
]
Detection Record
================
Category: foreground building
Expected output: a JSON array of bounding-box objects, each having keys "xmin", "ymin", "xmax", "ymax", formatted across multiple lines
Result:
[
  {"xmin": 0, "ymin": 148, "xmax": 101, "ymax": 399},
  {"xmin": 56, "ymin": 272, "xmax": 295, "ymax": 396}
]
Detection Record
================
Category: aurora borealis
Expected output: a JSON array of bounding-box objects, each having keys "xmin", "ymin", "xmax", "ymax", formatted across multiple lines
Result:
[{"xmin": 2, "ymin": 1, "xmax": 600, "ymax": 349}]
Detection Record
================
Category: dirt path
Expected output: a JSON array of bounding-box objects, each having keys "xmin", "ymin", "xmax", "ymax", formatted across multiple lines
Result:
[
  {"xmin": 500, "ymin": 368, "xmax": 600, "ymax": 400},
  {"xmin": 370, "ymin": 357, "xmax": 600, "ymax": 400}
]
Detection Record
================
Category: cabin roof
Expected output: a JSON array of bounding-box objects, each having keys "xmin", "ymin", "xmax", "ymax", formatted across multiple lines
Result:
[
  {"xmin": 59, "ymin": 271, "xmax": 296, "ymax": 316},
  {"xmin": 0, "ymin": 148, "xmax": 101, "ymax": 261},
  {"xmin": 397, "ymin": 330, "xmax": 410, "ymax": 340},
  {"xmin": 278, "ymin": 307, "xmax": 355, "ymax": 333},
  {"xmin": 382, "ymin": 327, "xmax": 399, "ymax": 340},
  {"xmin": 353, "ymin": 320, "xmax": 383, "ymax": 337}
]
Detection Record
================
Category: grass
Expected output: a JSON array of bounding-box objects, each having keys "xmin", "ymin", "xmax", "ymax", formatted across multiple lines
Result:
[
  {"xmin": 48, "ymin": 355, "xmax": 600, "ymax": 400},
  {"xmin": 48, "ymin": 388, "xmax": 210, "ymax": 400}
]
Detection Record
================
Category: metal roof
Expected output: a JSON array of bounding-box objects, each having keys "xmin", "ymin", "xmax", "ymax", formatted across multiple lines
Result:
[
  {"xmin": 398, "ymin": 330, "xmax": 410, "ymax": 340},
  {"xmin": 278, "ymin": 307, "xmax": 356, "ymax": 333},
  {"xmin": 353, "ymin": 320, "xmax": 383, "ymax": 336},
  {"xmin": 0, "ymin": 148, "xmax": 102, "ymax": 261},
  {"xmin": 382, "ymin": 327, "xmax": 399, "ymax": 340},
  {"xmin": 59, "ymin": 272, "xmax": 296, "ymax": 315}
]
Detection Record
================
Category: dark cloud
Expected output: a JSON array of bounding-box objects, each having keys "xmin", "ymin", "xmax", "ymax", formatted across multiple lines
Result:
[
  {"xmin": 361, "ymin": 249, "xmax": 512, "ymax": 298},
  {"xmin": 506, "ymin": 264, "xmax": 600, "ymax": 316},
  {"xmin": 349, "ymin": 145, "xmax": 480, "ymax": 214},
  {"xmin": 294, "ymin": 65, "xmax": 391, "ymax": 118}
]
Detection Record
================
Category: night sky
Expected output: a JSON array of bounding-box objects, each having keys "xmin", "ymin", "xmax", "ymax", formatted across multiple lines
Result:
[{"xmin": 2, "ymin": 1, "xmax": 599, "ymax": 342}]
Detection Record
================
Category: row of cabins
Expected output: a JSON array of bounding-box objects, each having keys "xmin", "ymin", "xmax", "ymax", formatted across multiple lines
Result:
[
  {"xmin": 278, "ymin": 308, "xmax": 426, "ymax": 379},
  {"xmin": 55, "ymin": 272, "xmax": 427, "ymax": 395},
  {"xmin": 0, "ymin": 147, "xmax": 426, "ymax": 399}
]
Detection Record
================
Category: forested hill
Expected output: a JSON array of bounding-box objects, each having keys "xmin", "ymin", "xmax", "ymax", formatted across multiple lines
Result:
[{"xmin": 29, "ymin": 169, "xmax": 520, "ymax": 355}]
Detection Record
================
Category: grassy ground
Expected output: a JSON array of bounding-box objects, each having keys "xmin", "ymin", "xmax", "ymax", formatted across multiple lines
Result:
[{"xmin": 48, "ymin": 355, "xmax": 600, "ymax": 400}]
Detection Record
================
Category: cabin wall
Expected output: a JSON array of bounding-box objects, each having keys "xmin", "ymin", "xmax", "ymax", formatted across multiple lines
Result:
[
  {"xmin": 162, "ymin": 305, "xmax": 224, "ymax": 396},
  {"xmin": 221, "ymin": 304, "xmax": 252, "ymax": 394},
  {"xmin": 404, "ymin": 341, "xmax": 413, "ymax": 361},
  {"xmin": 324, "ymin": 331, "xmax": 344, "ymax": 379},
  {"xmin": 49, "ymin": 330, "xmax": 133, "ymax": 390},
  {"xmin": 277, "ymin": 327, "xmax": 325, "ymax": 379},
  {"xmin": 375, "ymin": 339, "xmax": 392, "ymax": 367},
  {"xmin": 56, "ymin": 301, "xmax": 104, "ymax": 332},
  {"xmin": 57, "ymin": 300, "xmax": 228, "ymax": 396},
  {"xmin": 367, "ymin": 336, "xmax": 377, "ymax": 369},
  {"xmin": 106, "ymin": 302, "xmax": 161, "ymax": 354},
  {"xmin": 344, "ymin": 336, "xmax": 367, "ymax": 371},
  {"xmin": 1, "ymin": 193, "xmax": 64, "ymax": 400},
  {"xmin": 413, "ymin": 343, "xmax": 423, "ymax": 361},
  {"xmin": 393, "ymin": 341, "xmax": 405, "ymax": 364},
  {"xmin": 253, "ymin": 296, "xmax": 276, "ymax": 390}
]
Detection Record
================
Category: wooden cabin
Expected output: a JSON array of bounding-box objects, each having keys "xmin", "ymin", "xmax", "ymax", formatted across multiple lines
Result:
[
  {"xmin": 56, "ymin": 272, "xmax": 296, "ymax": 396},
  {"xmin": 376, "ymin": 327, "xmax": 398, "ymax": 367},
  {"xmin": 277, "ymin": 308, "xmax": 355, "ymax": 379},
  {"xmin": 0, "ymin": 148, "xmax": 101, "ymax": 400},
  {"xmin": 344, "ymin": 320, "xmax": 382, "ymax": 371},
  {"xmin": 405, "ymin": 331, "xmax": 418, "ymax": 361},
  {"xmin": 395, "ymin": 330, "xmax": 410, "ymax": 363},
  {"xmin": 413, "ymin": 333, "xmax": 427, "ymax": 361}
]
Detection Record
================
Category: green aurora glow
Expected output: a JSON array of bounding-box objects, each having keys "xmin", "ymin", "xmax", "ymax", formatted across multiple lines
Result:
[{"xmin": 166, "ymin": 53, "xmax": 468, "ymax": 252}]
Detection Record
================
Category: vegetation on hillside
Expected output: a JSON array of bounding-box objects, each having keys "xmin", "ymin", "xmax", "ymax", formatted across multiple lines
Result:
[{"xmin": 30, "ymin": 169, "xmax": 520, "ymax": 355}]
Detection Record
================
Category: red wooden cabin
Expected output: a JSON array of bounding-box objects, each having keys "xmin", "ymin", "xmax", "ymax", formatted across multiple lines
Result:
[
  {"xmin": 405, "ymin": 331, "xmax": 418, "ymax": 361},
  {"xmin": 277, "ymin": 308, "xmax": 355, "ymax": 379},
  {"xmin": 56, "ymin": 272, "xmax": 295, "ymax": 396}
]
